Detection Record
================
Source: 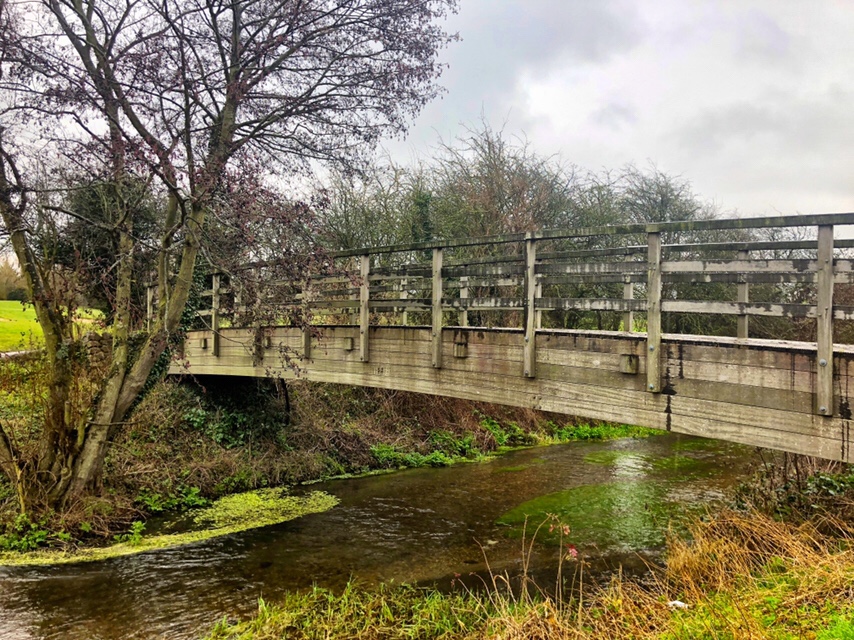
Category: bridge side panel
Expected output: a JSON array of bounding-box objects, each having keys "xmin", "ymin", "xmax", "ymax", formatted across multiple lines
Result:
[{"xmin": 174, "ymin": 327, "xmax": 854, "ymax": 463}]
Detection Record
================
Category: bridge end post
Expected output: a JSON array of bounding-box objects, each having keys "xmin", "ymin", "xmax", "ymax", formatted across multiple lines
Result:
[
  {"xmin": 359, "ymin": 255, "xmax": 370, "ymax": 362},
  {"xmin": 432, "ymin": 248, "xmax": 444, "ymax": 368},
  {"xmin": 646, "ymin": 232, "xmax": 662, "ymax": 393},
  {"xmin": 817, "ymin": 224, "xmax": 834, "ymax": 416}
]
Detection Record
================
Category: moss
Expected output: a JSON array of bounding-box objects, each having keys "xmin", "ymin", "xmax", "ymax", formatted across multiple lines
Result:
[
  {"xmin": 496, "ymin": 481, "xmax": 681, "ymax": 550},
  {"xmin": 0, "ymin": 489, "xmax": 338, "ymax": 567}
]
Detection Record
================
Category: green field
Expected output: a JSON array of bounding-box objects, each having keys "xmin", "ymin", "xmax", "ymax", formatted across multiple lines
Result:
[
  {"xmin": 0, "ymin": 302, "xmax": 105, "ymax": 352},
  {"xmin": 0, "ymin": 301, "xmax": 42, "ymax": 351}
]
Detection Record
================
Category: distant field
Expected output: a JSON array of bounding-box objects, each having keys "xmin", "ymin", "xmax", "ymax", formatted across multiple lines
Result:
[
  {"xmin": 0, "ymin": 301, "xmax": 104, "ymax": 352},
  {"xmin": 0, "ymin": 300, "xmax": 42, "ymax": 351}
]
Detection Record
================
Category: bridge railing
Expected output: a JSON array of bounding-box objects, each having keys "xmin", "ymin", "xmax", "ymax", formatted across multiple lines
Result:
[{"xmin": 177, "ymin": 212, "xmax": 854, "ymax": 417}]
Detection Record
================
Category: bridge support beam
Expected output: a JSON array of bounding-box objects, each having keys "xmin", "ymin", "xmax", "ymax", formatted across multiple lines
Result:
[
  {"xmin": 524, "ymin": 237, "xmax": 537, "ymax": 378},
  {"xmin": 432, "ymin": 248, "xmax": 443, "ymax": 368},
  {"xmin": 817, "ymin": 225, "xmax": 834, "ymax": 416},
  {"xmin": 646, "ymin": 232, "xmax": 662, "ymax": 393},
  {"xmin": 359, "ymin": 255, "xmax": 370, "ymax": 362}
]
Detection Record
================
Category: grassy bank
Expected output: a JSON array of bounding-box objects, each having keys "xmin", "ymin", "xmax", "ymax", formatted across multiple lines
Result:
[{"xmin": 206, "ymin": 510, "xmax": 854, "ymax": 639}]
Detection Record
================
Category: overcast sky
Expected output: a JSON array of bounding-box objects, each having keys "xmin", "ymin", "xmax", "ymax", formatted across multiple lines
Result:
[{"xmin": 383, "ymin": 0, "xmax": 854, "ymax": 218}]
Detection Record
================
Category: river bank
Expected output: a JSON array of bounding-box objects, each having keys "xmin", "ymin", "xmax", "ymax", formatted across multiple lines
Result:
[{"xmin": 204, "ymin": 508, "xmax": 854, "ymax": 640}]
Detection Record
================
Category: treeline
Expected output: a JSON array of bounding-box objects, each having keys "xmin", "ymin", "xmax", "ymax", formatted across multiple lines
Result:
[{"xmin": 318, "ymin": 122, "xmax": 716, "ymax": 251}]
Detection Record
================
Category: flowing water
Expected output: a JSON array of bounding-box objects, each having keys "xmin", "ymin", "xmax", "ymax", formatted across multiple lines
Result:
[{"xmin": 0, "ymin": 434, "xmax": 755, "ymax": 640}]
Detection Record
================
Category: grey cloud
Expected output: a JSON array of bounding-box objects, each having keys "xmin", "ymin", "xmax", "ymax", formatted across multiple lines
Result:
[
  {"xmin": 735, "ymin": 10, "xmax": 793, "ymax": 65},
  {"xmin": 591, "ymin": 102, "xmax": 637, "ymax": 130},
  {"xmin": 670, "ymin": 87, "xmax": 854, "ymax": 210},
  {"xmin": 674, "ymin": 87, "xmax": 854, "ymax": 156},
  {"xmin": 427, "ymin": 0, "xmax": 643, "ymax": 125}
]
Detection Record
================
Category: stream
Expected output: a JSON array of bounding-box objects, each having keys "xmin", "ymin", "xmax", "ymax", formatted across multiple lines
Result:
[{"xmin": 0, "ymin": 433, "xmax": 756, "ymax": 640}]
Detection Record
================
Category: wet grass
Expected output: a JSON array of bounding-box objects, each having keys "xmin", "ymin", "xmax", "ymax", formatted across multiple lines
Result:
[
  {"xmin": 0, "ymin": 489, "xmax": 338, "ymax": 566},
  {"xmin": 204, "ymin": 510, "xmax": 854, "ymax": 639}
]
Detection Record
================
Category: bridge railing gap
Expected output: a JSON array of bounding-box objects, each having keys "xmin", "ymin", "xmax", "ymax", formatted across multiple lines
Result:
[{"xmin": 179, "ymin": 212, "xmax": 854, "ymax": 421}]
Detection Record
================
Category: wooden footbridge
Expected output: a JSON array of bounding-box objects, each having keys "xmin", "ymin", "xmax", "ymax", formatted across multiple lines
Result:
[{"xmin": 170, "ymin": 212, "xmax": 854, "ymax": 462}]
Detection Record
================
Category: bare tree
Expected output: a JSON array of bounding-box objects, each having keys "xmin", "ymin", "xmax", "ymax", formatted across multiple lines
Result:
[{"xmin": 0, "ymin": 0, "xmax": 456, "ymax": 512}]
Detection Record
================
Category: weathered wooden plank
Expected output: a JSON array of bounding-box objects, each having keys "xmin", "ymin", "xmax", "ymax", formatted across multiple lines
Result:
[
  {"xmin": 817, "ymin": 225, "xmax": 834, "ymax": 416},
  {"xmin": 330, "ymin": 212, "xmax": 854, "ymax": 258},
  {"xmin": 432, "ymin": 248, "xmax": 443, "ymax": 369},
  {"xmin": 662, "ymin": 259, "xmax": 818, "ymax": 274},
  {"xmin": 524, "ymin": 238, "xmax": 537, "ymax": 378},
  {"xmin": 539, "ymin": 273, "xmax": 648, "ymax": 286},
  {"xmin": 538, "ymin": 261, "xmax": 648, "ymax": 276},
  {"xmin": 663, "ymin": 356, "xmax": 816, "ymax": 393},
  {"xmin": 664, "ymin": 238, "xmax": 854, "ymax": 254},
  {"xmin": 444, "ymin": 264, "xmax": 525, "ymax": 278},
  {"xmin": 661, "ymin": 300, "xmax": 815, "ymax": 318},
  {"xmin": 458, "ymin": 276, "xmax": 469, "ymax": 327},
  {"xmin": 211, "ymin": 274, "xmax": 221, "ymax": 357},
  {"xmin": 668, "ymin": 414, "xmax": 849, "ymax": 462},
  {"xmin": 359, "ymin": 256, "xmax": 370, "ymax": 362},
  {"xmin": 623, "ymin": 279, "xmax": 635, "ymax": 333},
  {"xmin": 537, "ymin": 297, "xmax": 648, "ymax": 312},
  {"xmin": 446, "ymin": 298, "xmax": 525, "ymax": 310},
  {"xmin": 737, "ymin": 249, "xmax": 750, "ymax": 339},
  {"xmin": 662, "ymin": 272, "xmax": 820, "ymax": 284},
  {"xmin": 647, "ymin": 232, "xmax": 662, "ymax": 393}
]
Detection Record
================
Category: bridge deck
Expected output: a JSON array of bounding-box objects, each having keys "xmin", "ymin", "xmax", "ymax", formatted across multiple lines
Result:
[
  {"xmin": 166, "ymin": 212, "xmax": 854, "ymax": 461},
  {"xmin": 174, "ymin": 325, "xmax": 854, "ymax": 462}
]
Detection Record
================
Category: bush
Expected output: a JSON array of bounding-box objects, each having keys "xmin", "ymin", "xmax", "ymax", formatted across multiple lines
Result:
[{"xmin": 5, "ymin": 288, "xmax": 28, "ymax": 302}]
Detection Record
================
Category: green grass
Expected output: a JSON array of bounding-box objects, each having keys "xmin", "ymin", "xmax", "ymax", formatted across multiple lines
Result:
[
  {"xmin": 0, "ymin": 301, "xmax": 42, "ymax": 351},
  {"xmin": 0, "ymin": 301, "xmax": 105, "ymax": 351}
]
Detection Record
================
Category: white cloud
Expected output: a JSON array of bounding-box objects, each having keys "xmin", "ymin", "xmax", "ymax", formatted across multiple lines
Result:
[{"xmin": 386, "ymin": 0, "xmax": 854, "ymax": 217}]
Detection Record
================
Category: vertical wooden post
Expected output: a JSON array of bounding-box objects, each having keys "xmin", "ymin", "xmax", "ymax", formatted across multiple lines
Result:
[
  {"xmin": 349, "ymin": 258, "xmax": 359, "ymax": 325},
  {"xmin": 622, "ymin": 277, "xmax": 634, "ymax": 333},
  {"xmin": 233, "ymin": 282, "xmax": 242, "ymax": 327},
  {"xmin": 459, "ymin": 276, "xmax": 469, "ymax": 327},
  {"xmin": 252, "ymin": 267, "xmax": 264, "ymax": 365},
  {"xmin": 359, "ymin": 255, "xmax": 370, "ymax": 362},
  {"xmin": 737, "ymin": 250, "xmax": 749, "ymax": 339},
  {"xmin": 211, "ymin": 273, "xmax": 221, "ymax": 357},
  {"xmin": 816, "ymin": 225, "xmax": 834, "ymax": 416},
  {"xmin": 523, "ymin": 238, "xmax": 537, "ymax": 378},
  {"xmin": 302, "ymin": 327, "xmax": 312, "ymax": 360},
  {"xmin": 646, "ymin": 233, "xmax": 662, "ymax": 393},
  {"xmin": 432, "ymin": 248, "xmax": 443, "ymax": 368},
  {"xmin": 400, "ymin": 278, "xmax": 409, "ymax": 326},
  {"xmin": 534, "ymin": 278, "xmax": 543, "ymax": 330}
]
